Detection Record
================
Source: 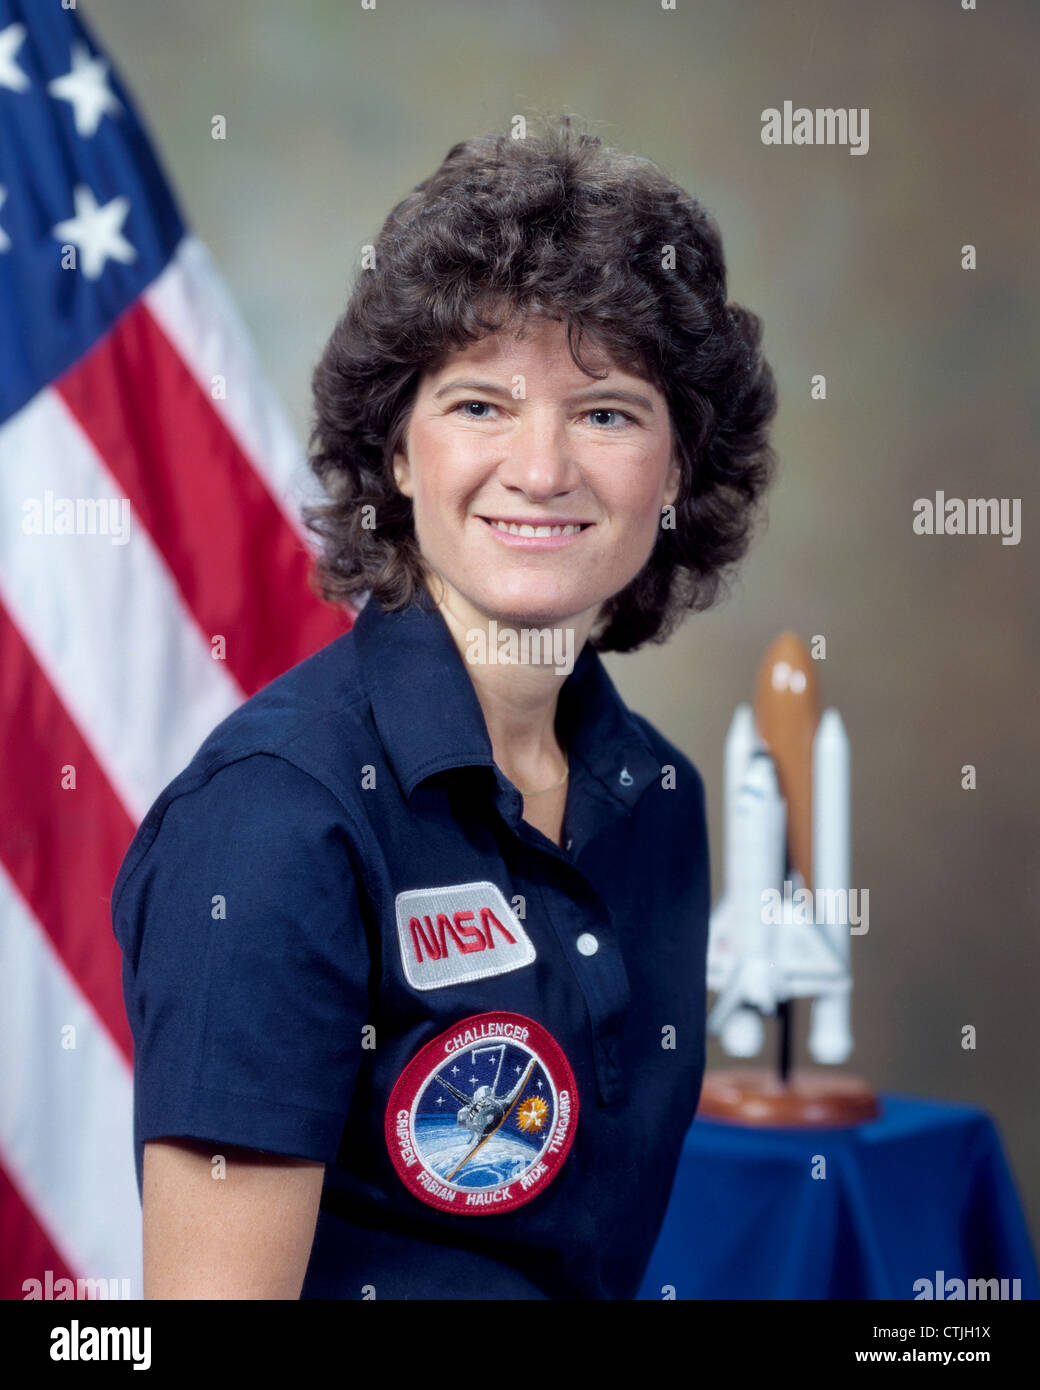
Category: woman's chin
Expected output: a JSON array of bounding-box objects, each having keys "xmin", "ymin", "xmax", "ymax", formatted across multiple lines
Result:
[{"xmin": 476, "ymin": 597, "xmax": 596, "ymax": 632}]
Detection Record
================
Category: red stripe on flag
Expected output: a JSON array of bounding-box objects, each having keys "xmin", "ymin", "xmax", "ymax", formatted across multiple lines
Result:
[
  {"xmin": 0, "ymin": 600, "xmax": 134, "ymax": 1061},
  {"xmin": 0, "ymin": 1162, "xmax": 80, "ymax": 1299},
  {"xmin": 54, "ymin": 300, "xmax": 352, "ymax": 695}
]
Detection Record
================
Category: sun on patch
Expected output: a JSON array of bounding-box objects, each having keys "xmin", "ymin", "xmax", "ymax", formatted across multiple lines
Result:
[
  {"xmin": 516, "ymin": 1094, "xmax": 548, "ymax": 1134},
  {"xmin": 385, "ymin": 1011, "xmax": 578, "ymax": 1214}
]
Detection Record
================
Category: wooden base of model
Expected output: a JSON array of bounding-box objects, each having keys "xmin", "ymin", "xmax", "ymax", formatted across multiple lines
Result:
[{"xmin": 698, "ymin": 1068, "xmax": 881, "ymax": 1127}]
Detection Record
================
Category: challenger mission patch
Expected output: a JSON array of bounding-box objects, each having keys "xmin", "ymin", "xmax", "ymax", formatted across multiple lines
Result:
[{"xmin": 386, "ymin": 1012, "xmax": 578, "ymax": 1214}]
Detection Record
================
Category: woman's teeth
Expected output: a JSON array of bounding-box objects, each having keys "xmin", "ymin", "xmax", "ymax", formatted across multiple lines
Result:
[{"xmin": 486, "ymin": 519, "xmax": 586, "ymax": 537}]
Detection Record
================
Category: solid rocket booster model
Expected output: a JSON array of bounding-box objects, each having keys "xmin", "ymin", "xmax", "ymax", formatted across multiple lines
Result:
[{"xmin": 706, "ymin": 633, "xmax": 853, "ymax": 1065}]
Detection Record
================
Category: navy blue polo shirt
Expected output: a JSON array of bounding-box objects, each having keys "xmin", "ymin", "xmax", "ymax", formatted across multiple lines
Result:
[{"xmin": 111, "ymin": 590, "xmax": 710, "ymax": 1300}]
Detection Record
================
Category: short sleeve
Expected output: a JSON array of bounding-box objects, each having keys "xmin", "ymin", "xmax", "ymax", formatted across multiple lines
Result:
[{"xmin": 112, "ymin": 753, "xmax": 370, "ymax": 1169}]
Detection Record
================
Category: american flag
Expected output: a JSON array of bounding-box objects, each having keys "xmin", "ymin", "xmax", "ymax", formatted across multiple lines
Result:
[{"xmin": 0, "ymin": 1, "xmax": 350, "ymax": 1297}]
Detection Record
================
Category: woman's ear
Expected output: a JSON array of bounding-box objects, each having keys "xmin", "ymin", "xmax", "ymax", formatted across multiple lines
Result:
[
  {"xmin": 392, "ymin": 446, "xmax": 413, "ymax": 498},
  {"xmin": 663, "ymin": 455, "xmax": 682, "ymax": 508}
]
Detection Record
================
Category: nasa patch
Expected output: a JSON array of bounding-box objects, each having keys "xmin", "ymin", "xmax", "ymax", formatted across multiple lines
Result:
[
  {"xmin": 386, "ymin": 1011, "xmax": 578, "ymax": 1215},
  {"xmin": 394, "ymin": 880, "xmax": 536, "ymax": 990}
]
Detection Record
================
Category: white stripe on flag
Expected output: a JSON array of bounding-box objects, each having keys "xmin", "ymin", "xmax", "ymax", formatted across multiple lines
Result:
[
  {"xmin": 0, "ymin": 863, "xmax": 142, "ymax": 1296},
  {"xmin": 145, "ymin": 234, "xmax": 324, "ymax": 540},
  {"xmin": 0, "ymin": 389, "xmax": 241, "ymax": 820}
]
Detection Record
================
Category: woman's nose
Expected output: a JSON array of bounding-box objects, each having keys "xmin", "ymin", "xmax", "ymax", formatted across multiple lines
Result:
[{"xmin": 495, "ymin": 414, "xmax": 579, "ymax": 495}]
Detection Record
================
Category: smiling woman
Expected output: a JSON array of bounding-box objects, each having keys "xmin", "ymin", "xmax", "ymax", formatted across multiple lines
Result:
[
  {"xmin": 389, "ymin": 315, "xmax": 682, "ymax": 645},
  {"xmin": 115, "ymin": 112, "xmax": 778, "ymax": 1302}
]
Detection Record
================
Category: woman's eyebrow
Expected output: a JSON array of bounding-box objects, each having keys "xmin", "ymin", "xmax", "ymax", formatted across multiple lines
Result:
[
  {"xmin": 432, "ymin": 378, "xmax": 654, "ymax": 411},
  {"xmin": 432, "ymin": 378, "xmax": 511, "ymax": 399},
  {"xmin": 569, "ymin": 386, "xmax": 654, "ymax": 411}
]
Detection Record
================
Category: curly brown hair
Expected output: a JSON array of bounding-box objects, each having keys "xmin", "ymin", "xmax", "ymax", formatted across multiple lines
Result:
[{"xmin": 304, "ymin": 114, "xmax": 778, "ymax": 652}]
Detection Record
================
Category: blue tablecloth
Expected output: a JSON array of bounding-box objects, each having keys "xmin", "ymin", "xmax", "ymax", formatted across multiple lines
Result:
[{"xmin": 637, "ymin": 1092, "xmax": 1039, "ymax": 1300}]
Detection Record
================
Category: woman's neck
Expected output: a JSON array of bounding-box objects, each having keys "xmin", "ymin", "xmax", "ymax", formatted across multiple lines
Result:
[{"xmin": 429, "ymin": 584, "xmax": 594, "ymax": 792}]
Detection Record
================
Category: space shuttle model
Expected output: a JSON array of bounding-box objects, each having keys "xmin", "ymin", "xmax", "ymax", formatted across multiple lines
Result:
[{"xmin": 706, "ymin": 633, "xmax": 853, "ymax": 1066}]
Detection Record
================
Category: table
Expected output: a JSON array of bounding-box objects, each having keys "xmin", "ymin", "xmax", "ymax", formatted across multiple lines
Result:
[{"xmin": 637, "ymin": 1092, "xmax": 1039, "ymax": 1300}]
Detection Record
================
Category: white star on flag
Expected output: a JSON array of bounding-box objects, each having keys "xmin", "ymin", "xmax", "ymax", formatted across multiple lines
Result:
[
  {"xmin": 52, "ymin": 184, "xmax": 136, "ymax": 279},
  {"xmin": 0, "ymin": 21, "xmax": 30, "ymax": 91},
  {"xmin": 47, "ymin": 40, "xmax": 121, "ymax": 137},
  {"xmin": 0, "ymin": 186, "xmax": 9, "ymax": 253}
]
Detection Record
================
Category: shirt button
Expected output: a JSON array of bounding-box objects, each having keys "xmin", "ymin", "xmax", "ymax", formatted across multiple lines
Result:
[{"xmin": 576, "ymin": 933, "xmax": 599, "ymax": 957}]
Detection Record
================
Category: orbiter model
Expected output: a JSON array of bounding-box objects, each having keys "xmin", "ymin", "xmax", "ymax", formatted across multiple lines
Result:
[{"xmin": 706, "ymin": 633, "xmax": 854, "ymax": 1066}]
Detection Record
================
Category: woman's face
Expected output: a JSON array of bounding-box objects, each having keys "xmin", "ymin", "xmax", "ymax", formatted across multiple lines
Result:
[{"xmin": 392, "ymin": 315, "xmax": 681, "ymax": 632}]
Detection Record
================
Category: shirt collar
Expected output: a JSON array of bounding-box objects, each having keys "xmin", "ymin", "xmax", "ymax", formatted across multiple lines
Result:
[{"xmin": 351, "ymin": 590, "xmax": 662, "ymax": 815}]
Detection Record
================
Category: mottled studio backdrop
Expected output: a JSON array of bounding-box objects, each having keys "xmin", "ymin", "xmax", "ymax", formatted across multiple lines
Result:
[{"xmin": 82, "ymin": 0, "xmax": 1039, "ymax": 1243}]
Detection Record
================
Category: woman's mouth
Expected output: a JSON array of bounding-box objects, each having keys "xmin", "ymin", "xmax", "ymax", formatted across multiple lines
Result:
[{"xmin": 477, "ymin": 516, "xmax": 595, "ymax": 548}]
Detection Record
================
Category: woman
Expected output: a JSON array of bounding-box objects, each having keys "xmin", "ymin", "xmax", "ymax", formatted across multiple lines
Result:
[{"xmin": 112, "ymin": 116, "xmax": 777, "ymax": 1300}]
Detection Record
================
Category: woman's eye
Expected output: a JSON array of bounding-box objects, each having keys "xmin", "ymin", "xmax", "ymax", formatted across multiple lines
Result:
[
  {"xmin": 453, "ymin": 400, "xmax": 497, "ymax": 419},
  {"xmin": 586, "ymin": 408, "xmax": 633, "ymax": 428}
]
